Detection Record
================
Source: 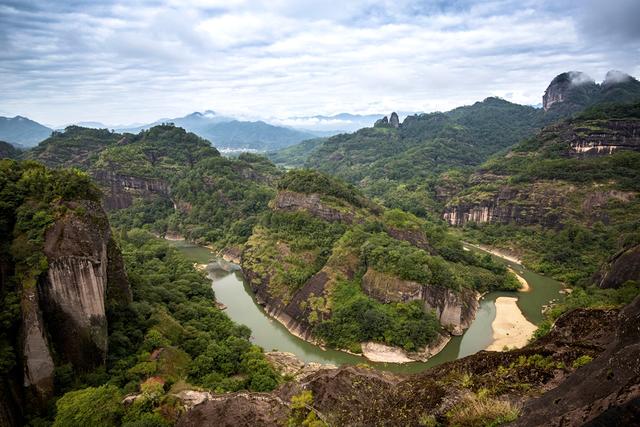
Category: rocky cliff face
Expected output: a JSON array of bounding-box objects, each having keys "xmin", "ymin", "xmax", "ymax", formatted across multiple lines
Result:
[
  {"xmin": 21, "ymin": 201, "xmax": 131, "ymax": 405},
  {"xmin": 595, "ymin": 244, "xmax": 640, "ymax": 289},
  {"xmin": 91, "ymin": 170, "xmax": 170, "ymax": 210},
  {"xmin": 272, "ymin": 190, "xmax": 356, "ymax": 223},
  {"xmin": 362, "ymin": 268, "xmax": 478, "ymax": 335},
  {"xmin": 443, "ymin": 182, "xmax": 570, "ymax": 227},
  {"xmin": 545, "ymin": 118, "xmax": 640, "ymax": 156}
]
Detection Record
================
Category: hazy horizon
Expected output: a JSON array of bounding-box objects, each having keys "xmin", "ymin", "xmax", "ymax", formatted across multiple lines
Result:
[{"xmin": 1, "ymin": 0, "xmax": 639, "ymax": 126}]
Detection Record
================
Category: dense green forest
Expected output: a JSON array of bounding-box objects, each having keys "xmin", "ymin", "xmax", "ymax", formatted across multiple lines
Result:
[{"xmin": 26, "ymin": 125, "xmax": 282, "ymax": 248}]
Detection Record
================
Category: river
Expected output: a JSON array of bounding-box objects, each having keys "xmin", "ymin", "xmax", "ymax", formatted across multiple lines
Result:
[{"xmin": 170, "ymin": 241, "xmax": 564, "ymax": 374}]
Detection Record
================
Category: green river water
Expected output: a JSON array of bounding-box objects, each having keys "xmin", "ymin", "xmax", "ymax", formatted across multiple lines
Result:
[{"xmin": 170, "ymin": 241, "xmax": 564, "ymax": 374}]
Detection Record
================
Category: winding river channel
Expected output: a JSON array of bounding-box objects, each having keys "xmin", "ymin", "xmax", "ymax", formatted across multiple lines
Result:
[{"xmin": 170, "ymin": 241, "xmax": 564, "ymax": 374}]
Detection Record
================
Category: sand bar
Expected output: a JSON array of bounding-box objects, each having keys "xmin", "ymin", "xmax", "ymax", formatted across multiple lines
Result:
[
  {"xmin": 464, "ymin": 243, "xmax": 522, "ymax": 264},
  {"xmin": 486, "ymin": 296, "xmax": 536, "ymax": 351},
  {"xmin": 509, "ymin": 267, "xmax": 530, "ymax": 292},
  {"xmin": 361, "ymin": 342, "xmax": 413, "ymax": 363}
]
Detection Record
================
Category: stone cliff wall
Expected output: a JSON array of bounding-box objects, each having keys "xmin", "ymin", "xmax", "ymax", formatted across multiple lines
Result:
[
  {"xmin": 273, "ymin": 191, "xmax": 355, "ymax": 223},
  {"xmin": 362, "ymin": 268, "xmax": 479, "ymax": 335},
  {"xmin": 17, "ymin": 201, "xmax": 131, "ymax": 409},
  {"xmin": 91, "ymin": 170, "xmax": 170, "ymax": 210}
]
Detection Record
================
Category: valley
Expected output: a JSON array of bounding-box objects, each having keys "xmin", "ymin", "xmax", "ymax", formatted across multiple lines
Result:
[
  {"xmin": 171, "ymin": 240, "xmax": 563, "ymax": 373},
  {"xmin": 1, "ymin": 70, "xmax": 639, "ymax": 427}
]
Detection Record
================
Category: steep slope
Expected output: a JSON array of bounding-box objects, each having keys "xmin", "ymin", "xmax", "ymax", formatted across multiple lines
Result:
[
  {"xmin": 543, "ymin": 70, "xmax": 640, "ymax": 117},
  {"xmin": 445, "ymin": 102, "xmax": 640, "ymax": 285},
  {"xmin": 0, "ymin": 141, "xmax": 19, "ymax": 159},
  {"xmin": 0, "ymin": 160, "xmax": 131, "ymax": 420},
  {"xmin": 0, "ymin": 116, "xmax": 52, "ymax": 147},
  {"xmin": 241, "ymin": 170, "xmax": 519, "ymax": 360}
]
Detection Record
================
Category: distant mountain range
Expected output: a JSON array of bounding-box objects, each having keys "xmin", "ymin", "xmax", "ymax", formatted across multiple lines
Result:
[
  {"xmin": 273, "ymin": 113, "xmax": 387, "ymax": 134},
  {"xmin": 0, "ymin": 116, "xmax": 53, "ymax": 148},
  {"xmin": 75, "ymin": 111, "xmax": 318, "ymax": 152},
  {"xmin": 0, "ymin": 110, "xmax": 400, "ymax": 152}
]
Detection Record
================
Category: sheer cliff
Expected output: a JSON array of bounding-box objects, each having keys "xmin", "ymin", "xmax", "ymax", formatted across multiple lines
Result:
[{"xmin": 0, "ymin": 160, "xmax": 131, "ymax": 423}]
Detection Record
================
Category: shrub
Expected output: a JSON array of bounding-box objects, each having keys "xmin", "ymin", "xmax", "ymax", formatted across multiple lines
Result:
[
  {"xmin": 53, "ymin": 385, "xmax": 123, "ymax": 427},
  {"xmin": 572, "ymin": 355, "xmax": 594, "ymax": 369}
]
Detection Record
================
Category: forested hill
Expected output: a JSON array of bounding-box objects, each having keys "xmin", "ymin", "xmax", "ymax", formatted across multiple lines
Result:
[
  {"xmin": 303, "ymin": 97, "xmax": 546, "ymax": 217},
  {"xmin": 270, "ymin": 71, "xmax": 640, "ymax": 218},
  {"xmin": 445, "ymin": 102, "xmax": 640, "ymax": 289},
  {"xmin": 21, "ymin": 124, "xmax": 282, "ymax": 248},
  {"xmin": 241, "ymin": 169, "xmax": 520, "ymax": 358}
]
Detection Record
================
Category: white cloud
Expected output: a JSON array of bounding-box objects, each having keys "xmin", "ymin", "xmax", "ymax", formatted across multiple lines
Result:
[{"xmin": 0, "ymin": 0, "xmax": 638, "ymax": 126}]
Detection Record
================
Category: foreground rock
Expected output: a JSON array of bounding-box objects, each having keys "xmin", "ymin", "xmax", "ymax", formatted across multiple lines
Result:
[{"xmin": 177, "ymin": 296, "xmax": 640, "ymax": 426}]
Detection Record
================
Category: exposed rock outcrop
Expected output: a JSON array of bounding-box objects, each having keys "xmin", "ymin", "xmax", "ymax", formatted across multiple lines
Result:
[
  {"xmin": 38, "ymin": 201, "xmax": 130, "ymax": 371},
  {"xmin": 91, "ymin": 170, "xmax": 170, "ymax": 210},
  {"xmin": 514, "ymin": 296, "xmax": 640, "ymax": 426},
  {"xmin": 389, "ymin": 112, "xmax": 400, "ymax": 128},
  {"xmin": 17, "ymin": 201, "xmax": 131, "ymax": 408},
  {"xmin": 265, "ymin": 351, "xmax": 335, "ymax": 380},
  {"xmin": 273, "ymin": 190, "xmax": 355, "ymax": 223},
  {"xmin": 21, "ymin": 286, "xmax": 55, "ymax": 407},
  {"xmin": 595, "ymin": 244, "xmax": 640, "ymax": 289},
  {"xmin": 443, "ymin": 183, "xmax": 569, "ymax": 227},
  {"xmin": 542, "ymin": 71, "xmax": 596, "ymax": 111},
  {"xmin": 177, "ymin": 392, "xmax": 290, "ymax": 427},
  {"xmin": 361, "ymin": 268, "xmax": 479, "ymax": 335}
]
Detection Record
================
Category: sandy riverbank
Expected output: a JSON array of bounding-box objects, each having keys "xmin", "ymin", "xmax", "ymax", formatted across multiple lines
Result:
[
  {"xmin": 486, "ymin": 296, "xmax": 536, "ymax": 351},
  {"xmin": 464, "ymin": 243, "xmax": 522, "ymax": 265},
  {"xmin": 509, "ymin": 267, "xmax": 530, "ymax": 292},
  {"xmin": 361, "ymin": 342, "xmax": 414, "ymax": 363}
]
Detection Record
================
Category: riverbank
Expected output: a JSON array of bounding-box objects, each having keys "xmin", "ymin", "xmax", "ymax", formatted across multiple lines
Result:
[
  {"xmin": 509, "ymin": 267, "xmax": 530, "ymax": 292},
  {"xmin": 464, "ymin": 242, "xmax": 522, "ymax": 265},
  {"xmin": 486, "ymin": 296, "xmax": 537, "ymax": 351}
]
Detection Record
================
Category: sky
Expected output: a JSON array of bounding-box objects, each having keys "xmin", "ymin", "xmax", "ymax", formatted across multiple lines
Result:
[{"xmin": 0, "ymin": 0, "xmax": 639, "ymax": 127}]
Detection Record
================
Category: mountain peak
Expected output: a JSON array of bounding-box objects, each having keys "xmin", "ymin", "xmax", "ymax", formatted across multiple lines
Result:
[{"xmin": 543, "ymin": 71, "xmax": 596, "ymax": 111}]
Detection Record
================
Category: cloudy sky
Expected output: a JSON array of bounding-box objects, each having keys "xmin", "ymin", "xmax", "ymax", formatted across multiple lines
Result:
[{"xmin": 1, "ymin": 0, "xmax": 639, "ymax": 126}]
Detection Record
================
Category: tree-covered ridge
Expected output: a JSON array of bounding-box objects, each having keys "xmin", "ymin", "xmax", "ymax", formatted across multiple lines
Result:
[
  {"xmin": 277, "ymin": 169, "xmax": 368, "ymax": 208},
  {"xmin": 26, "ymin": 125, "xmax": 122, "ymax": 169},
  {"xmin": 111, "ymin": 152, "xmax": 281, "ymax": 248},
  {"xmin": 0, "ymin": 141, "xmax": 20, "ymax": 160},
  {"xmin": 22, "ymin": 124, "xmax": 283, "ymax": 249},
  {"xmin": 93, "ymin": 124, "xmax": 220, "ymax": 179},
  {"xmin": 243, "ymin": 170, "xmax": 519, "ymax": 353},
  {"xmin": 301, "ymin": 97, "xmax": 547, "ymax": 217}
]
